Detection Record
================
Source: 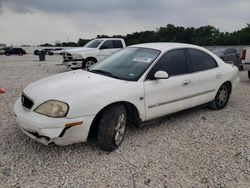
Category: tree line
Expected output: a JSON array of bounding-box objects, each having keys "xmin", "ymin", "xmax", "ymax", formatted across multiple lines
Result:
[{"xmin": 40, "ymin": 24, "xmax": 250, "ymax": 47}]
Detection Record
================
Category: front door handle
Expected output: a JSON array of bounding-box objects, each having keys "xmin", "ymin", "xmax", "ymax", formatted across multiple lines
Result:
[{"xmin": 182, "ymin": 79, "xmax": 192, "ymax": 86}]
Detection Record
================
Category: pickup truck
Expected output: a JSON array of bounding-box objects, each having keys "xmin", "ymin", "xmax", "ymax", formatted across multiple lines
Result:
[
  {"xmin": 62, "ymin": 38, "xmax": 126, "ymax": 69},
  {"xmin": 240, "ymin": 48, "xmax": 250, "ymax": 79}
]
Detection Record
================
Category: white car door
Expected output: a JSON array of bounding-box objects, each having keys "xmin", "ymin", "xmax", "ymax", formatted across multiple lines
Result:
[
  {"xmin": 144, "ymin": 49, "xmax": 193, "ymax": 121},
  {"xmin": 186, "ymin": 48, "xmax": 222, "ymax": 107},
  {"xmin": 97, "ymin": 40, "xmax": 122, "ymax": 61}
]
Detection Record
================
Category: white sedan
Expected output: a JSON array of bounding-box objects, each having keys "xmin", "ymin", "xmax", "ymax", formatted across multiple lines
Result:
[{"xmin": 14, "ymin": 43, "xmax": 239, "ymax": 151}]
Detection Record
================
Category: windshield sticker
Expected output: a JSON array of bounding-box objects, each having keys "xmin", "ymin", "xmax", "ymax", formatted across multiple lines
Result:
[
  {"xmin": 132, "ymin": 57, "xmax": 152, "ymax": 63},
  {"xmin": 129, "ymin": 73, "xmax": 135, "ymax": 77}
]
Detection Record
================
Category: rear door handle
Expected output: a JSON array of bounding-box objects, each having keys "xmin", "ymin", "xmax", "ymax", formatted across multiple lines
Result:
[
  {"xmin": 182, "ymin": 79, "xmax": 192, "ymax": 86},
  {"xmin": 216, "ymin": 73, "xmax": 222, "ymax": 78}
]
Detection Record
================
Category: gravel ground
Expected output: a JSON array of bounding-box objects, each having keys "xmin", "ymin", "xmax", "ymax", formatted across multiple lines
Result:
[{"xmin": 0, "ymin": 55, "xmax": 250, "ymax": 188}]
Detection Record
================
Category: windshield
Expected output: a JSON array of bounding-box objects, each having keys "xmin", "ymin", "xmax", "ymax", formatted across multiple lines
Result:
[
  {"xmin": 84, "ymin": 40, "xmax": 103, "ymax": 48},
  {"xmin": 212, "ymin": 48, "xmax": 225, "ymax": 54},
  {"xmin": 88, "ymin": 47, "xmax": 161, "ymax": 81}
]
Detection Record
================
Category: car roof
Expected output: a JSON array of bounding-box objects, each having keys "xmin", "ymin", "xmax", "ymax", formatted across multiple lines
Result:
[
  {"xmin": 130, "ymin": 42, "xmax": 205, "ymax": 52},
  {"xmin": 95, "ymin": 38, "xmax": 123, "ymax": 40}
]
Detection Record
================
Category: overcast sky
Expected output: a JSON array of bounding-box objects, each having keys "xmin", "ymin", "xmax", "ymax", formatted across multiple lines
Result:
[{"xmin": 0, "ymin": 0, "xmax": 249, "ymax": 46}]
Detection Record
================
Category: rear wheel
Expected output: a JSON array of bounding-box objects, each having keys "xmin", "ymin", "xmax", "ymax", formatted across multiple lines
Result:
[
  {"xmin": 19, "ymin": 53, "xmax": 23, "ymax": 56},
  {"xmin": 248, "ymin": 71, "xmax": 250, "ymax": 80},
  {"xmin": 209, "ymin": 83, "xmax": 230, "ymax": 110},
  {"xmin": 97, "ymin": 104, "xmax": 127, "ymax": 151}
]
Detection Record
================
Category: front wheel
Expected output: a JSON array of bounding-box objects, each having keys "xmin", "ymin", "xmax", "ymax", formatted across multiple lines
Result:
[
  {"xmin": 83, "ymin": 58, "xmax": 97, "ymax": 70},
  {"xmin": 97, "ymin": 104, "xmax": 127, "ymax": 151},
  {"xmin": 209, "ymin": 83, "xmax": 230, "ymax": 110}
]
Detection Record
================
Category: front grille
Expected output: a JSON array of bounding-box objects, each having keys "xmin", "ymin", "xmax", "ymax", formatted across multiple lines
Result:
[
  {"xmin": 63, "ymin": 52, "xmax": 73, "ymax": 60},
  {"xmin": 21, "ymin": 93, "xmax": 34, "ymax": 109}
]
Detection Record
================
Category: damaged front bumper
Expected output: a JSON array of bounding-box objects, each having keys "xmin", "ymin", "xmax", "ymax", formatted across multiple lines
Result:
[
  {"xmin": 62, "ymin": 60, "xmax": 83, "ymax": 69},
  {"xmin": 14, "ymin": 98, "xmax": 95, "ymax": 145}
]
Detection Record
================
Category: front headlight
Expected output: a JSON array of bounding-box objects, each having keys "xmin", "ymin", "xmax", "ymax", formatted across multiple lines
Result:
[
  {"xmin": 35, "ymin": 100, "xmax": 69, "ymax": 118},
  {"xmin": 72, "ymin": 54, "xmax": 83, "ymax": 60}
]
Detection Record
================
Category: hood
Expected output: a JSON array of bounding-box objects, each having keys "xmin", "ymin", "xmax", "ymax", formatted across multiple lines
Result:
[
  {"xmin": 24, "ymin": 70, "xmax": 127, "ymax": 107},
  {"xmin": 212, "ymin": 49, "xmax": 225, "ymax": 57},
  {"xmin": 65, "ymin": 47, "xmax": 96, "ymax": 54},
  {"xmin": 213, "ymin": 52, "xmax": 224, "ymax": 56}
]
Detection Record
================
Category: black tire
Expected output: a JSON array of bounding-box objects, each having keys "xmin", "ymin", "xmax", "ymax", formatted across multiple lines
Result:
[
  {"xmin": 19, "ymin": 53, "xmax": 23, "ymax": 56},
  {"xmin": 239, "ymin": 65, "xmax": 243, "ymax": 71},
  {"xmin": 248, "ymin": 71, "xmax": 250, "ymax": 80},
  {"xmin": 97, "ymin": 104, "xmax": 127, "ymax": 151},
  {"xmin": 5, "ymin": 52, "xmax": 10, "ymax": 56},
  {"xmin": 83, "ymin": 58, "xmax": 97, "ymax": 70},
  {"xmin": 209, "ymin": 83, "xmax": 230, "ymax": 110}
]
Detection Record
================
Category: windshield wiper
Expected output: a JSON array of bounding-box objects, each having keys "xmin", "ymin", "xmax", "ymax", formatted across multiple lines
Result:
[{"xmin": 89, "ymin": 69, "xmax": 122, "ymax": 80}]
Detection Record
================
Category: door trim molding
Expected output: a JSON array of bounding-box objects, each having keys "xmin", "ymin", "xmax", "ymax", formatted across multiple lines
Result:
[{"xmin": 148, "ymin": 89, "xmax": 216, "ymax": 109}]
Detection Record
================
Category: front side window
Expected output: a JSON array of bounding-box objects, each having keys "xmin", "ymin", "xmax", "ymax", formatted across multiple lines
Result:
[
  {"xmin": 84, "ymin": 40, "xmax": 103, "ymax": 48},
  {"xmin": 88, "ymin": 47, "xmax": 161, "ymax": 81},
  {"xmin": 188, "ymin": 48, "xmax": 218, "ymax": 72},
  {"xmin": 147, "ymin": 49, "xmax": 188, "ymax": 80},
  {"xmin": 100, "ymin": 40, "xmax": 113, "ymax": 49}
]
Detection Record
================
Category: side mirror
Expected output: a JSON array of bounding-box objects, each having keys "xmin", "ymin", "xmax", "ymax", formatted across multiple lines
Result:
[{"xmin": 154, "ymin": 71, "xmax": 169, "ymax": 79}]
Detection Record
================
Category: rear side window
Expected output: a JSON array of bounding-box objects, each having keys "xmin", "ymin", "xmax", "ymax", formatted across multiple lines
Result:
[
  {"xmin": 188, "ymin": 49, "xmax": 218, "ymax": 72},
  {"xmin": 147, "ymin": 49, "xmax": 188, "ymax": 79},
  {"xmin": 113, "ymin": 40, "xmax": 123, "ymax": 48}
]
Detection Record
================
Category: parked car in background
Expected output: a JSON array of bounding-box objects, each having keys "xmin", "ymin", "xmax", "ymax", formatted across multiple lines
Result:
[
  {"xmin": 48, "ymin": 48, "xmax": 65, "ymax": 56},
  {"xmin": 240, "ymin": 47, "xmax": 250, "ymax": 79},
  {"xmin": 0, "ymin": 47, "xmax": 12, "ymax": 55},
  {"xmin": 62, "ymin": 38, "xmax": 126, "ymax": 69},
  {"xmin": 5, "ymin": 48, "xmax": 26, "ymax": 56},
  {"xmin": 14, "ymin": 43, "xmax": 239, "ymax": 151},
  {"xmin": 212, "ymin": 48, "xmax": 242, "ymax": 70},
  {"xmin": 34, "ymin": 48, "xmax": 53, "ymax": 55}
]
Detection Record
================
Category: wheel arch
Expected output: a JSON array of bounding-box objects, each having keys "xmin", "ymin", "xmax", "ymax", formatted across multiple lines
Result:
[
  {"xmin": 87, "ymin": 101, "xmax": 141, "ymax": 140},
  {"xmin": 222, "ymin": 81, "xmax": 232, "ymax": 94},
  {"xmin": 85, "ymin": 57, "xmax": 98, "ymax": 62}
]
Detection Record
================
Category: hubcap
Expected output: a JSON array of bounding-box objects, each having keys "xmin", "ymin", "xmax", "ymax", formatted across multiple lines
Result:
[
  {"xmin": 114, "ymin": 113, "xmax": 126, "ymax": 146},
  {"xmin": 216, "ymin": 86, "xmax": 228, "ymax": 105},
  {"xmin": 85, "ymin": 61, "xmax": 95, "ymax": 69}
]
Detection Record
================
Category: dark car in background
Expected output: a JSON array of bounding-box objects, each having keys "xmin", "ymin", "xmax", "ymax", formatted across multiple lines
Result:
[
  {"xmin": 212, "ymin": 48, "xmax": 242, "ymax": 70},
  {"xmin": 0, "ymin": 47, "xmax": 12, "ymax": 55},
  {"xmin": 4, "ymin": 48, "xmax": 26, "ymax": 56}
]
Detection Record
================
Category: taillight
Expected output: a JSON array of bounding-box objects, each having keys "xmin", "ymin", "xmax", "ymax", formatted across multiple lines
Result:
[
  {"xmin": 0, "ymin": 87, "xmax": 6, "ymax": 94},
  {"xmin": 240, "ymin": 49, "xmax": 246, "ymax": 60}
]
